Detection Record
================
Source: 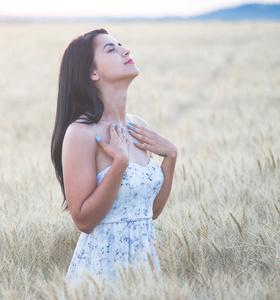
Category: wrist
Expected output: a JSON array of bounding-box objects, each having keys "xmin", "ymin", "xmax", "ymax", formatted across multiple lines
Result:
[
  {"xmin": 166, "ymin": 144, "xmax": 178, "ymax": 160},
  {"xmin": 113, "ymin": 156, "xmax": 129, "ymax": 169}
]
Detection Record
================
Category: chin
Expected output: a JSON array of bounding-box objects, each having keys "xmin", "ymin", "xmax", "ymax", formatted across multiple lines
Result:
[
  {"xmin": 133, "ymin": 69, "xmax": 140, "ymax": 78},
  {"xmin": 127, "ymin": 68, "xmax": 139, "ymax": 80},
  {"xmin": 132, "ymin": 67, "xmax": 140, "ymax": 77}
]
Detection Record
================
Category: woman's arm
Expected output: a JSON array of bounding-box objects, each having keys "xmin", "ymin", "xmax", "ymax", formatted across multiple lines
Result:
[
  {"xmin": 152, "ymin": 154, "xmax": 177, "ymax": 219},
  {"xmin": 127, "ymin": 121, "xmax": 177, "ymax": 220},
  {"xmin": 62, "ymin": 123, "xmax": 129, "ymax": 234}
]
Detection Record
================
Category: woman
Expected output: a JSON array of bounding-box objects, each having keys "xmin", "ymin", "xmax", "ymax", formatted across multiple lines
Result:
[{"xmin": 51, "ymin": 29, "xmax": 177, "ymax": 284}]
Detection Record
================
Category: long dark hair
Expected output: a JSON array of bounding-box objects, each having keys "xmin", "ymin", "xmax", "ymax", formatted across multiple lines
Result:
[{"xmin": 51, "ymin": 28, "xmax": 108, "ymax": 209}]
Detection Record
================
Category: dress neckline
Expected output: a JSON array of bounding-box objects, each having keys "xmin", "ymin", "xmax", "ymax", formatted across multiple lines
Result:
[{"xmin": 97, "ymin": 158, "xmax": 154, "ymax": 177}]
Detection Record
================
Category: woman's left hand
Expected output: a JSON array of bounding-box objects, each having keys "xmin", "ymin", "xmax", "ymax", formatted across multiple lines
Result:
[{"xmin": 127, "ymin": 122, "xmax": 177, "ymax": 159}]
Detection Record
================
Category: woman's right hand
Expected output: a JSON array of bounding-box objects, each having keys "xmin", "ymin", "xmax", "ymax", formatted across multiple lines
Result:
[{"xmin": 95, "ymin": 123, "xmax": 130, "ymax": 165}]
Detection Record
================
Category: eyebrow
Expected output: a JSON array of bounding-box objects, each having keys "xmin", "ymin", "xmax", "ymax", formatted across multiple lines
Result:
[{"xmin": 103, "ymin": 42, "xmax": 122, "ymax": 50}]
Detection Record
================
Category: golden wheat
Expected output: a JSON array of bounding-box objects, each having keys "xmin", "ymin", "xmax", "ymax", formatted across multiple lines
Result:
[{"xmin": 0, "ymin": 21, "xmax": 280, "ymax": 299}]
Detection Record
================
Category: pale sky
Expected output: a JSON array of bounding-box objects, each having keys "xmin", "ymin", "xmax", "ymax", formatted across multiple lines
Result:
[{"xmin": 1, "ymin": 0, "xmax": 279, "ymax": 17}]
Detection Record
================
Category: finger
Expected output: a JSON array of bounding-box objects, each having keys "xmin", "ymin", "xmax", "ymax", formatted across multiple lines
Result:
[
  {"xmin": 115, "ymin": 123, "xmax": 122, "ymax": 137},
  {"xmin": 110, "ymin": 123, "xmax": 116, "ymax": 132},
  {"xmin": 126, "ymin": 137, "xmax": 131, "ymax": 146},
  {"xmin": 95, "ymin": 136, "xmax": 108, "ymax": 150},
  {"xmin": 127, "ymin": 125, "xmax": 155, "ymax": 142},
  {"xmin": 127, "ymin": 122, "xmax": 154, "ymax": 137},
  {"xmin": 133, "ymin": 141, "xmax": 150, "ymax": 151},
  {"xmin": 110, "ymin": 123, "xmax": 118, "ymax": 137},
  {"xmin": 121, "ymin": 126, "xmax": 126, "ymax": 139},
  {"xmin": 128, "ymin": 129, "xmax": 152, "ymax": 144}
]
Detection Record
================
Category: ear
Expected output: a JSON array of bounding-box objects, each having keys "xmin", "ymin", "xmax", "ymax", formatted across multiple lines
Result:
[{"xmin": 90, "ymin": 70, "xmax": 100, "ymax": 82}]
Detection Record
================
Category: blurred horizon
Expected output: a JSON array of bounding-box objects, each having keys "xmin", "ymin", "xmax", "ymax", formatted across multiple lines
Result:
[{"xmin": 1, "ymin": 0, "xmax": 280, "ymax": 18}]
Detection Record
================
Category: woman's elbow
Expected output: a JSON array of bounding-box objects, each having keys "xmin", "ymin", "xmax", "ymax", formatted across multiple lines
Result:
[
  {"xmin": 82, "ymin": 228, "xmax": 94, "ymax": 234},
  {"xmin": 76, "ymin": 222, "xmax": 96, "ymax": 234},
  {"xmin": 152, "ymin": 210, "xmax": 161, "ymax": 220},
  {"xmin": 74, "ymin": 216, "xmax": 97, "ymax": 234},
  {"xmin": 69, "ymin": 206, "xmax": 97, "ymax": 234}
]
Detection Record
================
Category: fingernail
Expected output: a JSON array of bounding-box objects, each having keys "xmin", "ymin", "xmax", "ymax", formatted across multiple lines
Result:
[
  {"xmin": 95, "ymin": 136, "xmax": 101, "ymax": 142},
  {"xmin": 112, "ymin": 123, "xmax": 115, "ymax": 126},
  {"xmin": 122, "ymin": 126, "xmax": 125, "ymax": 131},
  {"xmin": 118, "ymin": 122, "xmax": 121, "ymax": 127},
  {"xmin": 128, "ymin": 121, "xmax": 134, "ymax": 125},
  {"xmin": 128, "ymin": 129, "xmax": 134, "ymax": 134},
  {"xmin": 127, "ymin": 124, "xmax": 133, "ymax": 129},
  {"xmin": 134, "ymin": 141, "xmax": 139, "ymax": 145},
  {"xmin": 128, "ymin": 137, "xmax": 131, "ymax": 141}
]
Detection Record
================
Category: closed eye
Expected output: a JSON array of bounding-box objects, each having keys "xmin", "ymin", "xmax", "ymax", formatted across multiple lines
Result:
[{"xmin": 103, "ymin": 42, "xmax": 122, "ymax": 52}]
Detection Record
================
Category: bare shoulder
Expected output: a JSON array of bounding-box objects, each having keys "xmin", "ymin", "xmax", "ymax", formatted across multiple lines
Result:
[
  {"xmin": 128, "ymin": 114, "xmax": 150, "ymax": 129},
  {"xmin": 64, "ymin": 121, "xmax": 96, "ymax": 143},
  {"xmin": 63, "ymin": 121, "xmax": 97, "ymax": 159}
]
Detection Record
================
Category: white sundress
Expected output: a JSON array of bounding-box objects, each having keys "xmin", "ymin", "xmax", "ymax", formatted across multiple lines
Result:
[{"xmin": 66, "ymin": 158, "xmax": 164, "ymax": 284}]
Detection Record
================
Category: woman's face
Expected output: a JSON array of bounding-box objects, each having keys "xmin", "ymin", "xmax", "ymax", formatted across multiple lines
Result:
[{"xmin": 91, "ymin": 34, "xmax": 139, "ymax": 84}]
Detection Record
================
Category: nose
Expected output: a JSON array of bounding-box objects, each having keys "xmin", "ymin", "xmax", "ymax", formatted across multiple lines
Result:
[{"xmin": 122, "ymin": 47, "xmax": 130, "ymax": 56}]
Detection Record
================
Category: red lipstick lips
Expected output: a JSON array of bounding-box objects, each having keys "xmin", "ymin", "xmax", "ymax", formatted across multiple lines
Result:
[{"xmin": 125, "ymin": 59, "xmax": 135, "ymax": 64}]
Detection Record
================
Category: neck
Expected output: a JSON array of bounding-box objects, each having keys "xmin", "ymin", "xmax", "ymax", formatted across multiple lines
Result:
[{"xmin": 100, "ymin": 84, "xmax": 128, "ymax": 124}]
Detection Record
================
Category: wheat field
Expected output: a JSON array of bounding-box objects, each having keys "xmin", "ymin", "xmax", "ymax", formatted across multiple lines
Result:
[{"xmin": 0, "ymin": 21, "xmax": 280, "ymax": 299}]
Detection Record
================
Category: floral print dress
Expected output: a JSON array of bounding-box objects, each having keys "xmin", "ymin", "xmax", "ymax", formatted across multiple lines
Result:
[{"xmin": 66, "ymin": 158, "xmax": 164, "ymax": 283}]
